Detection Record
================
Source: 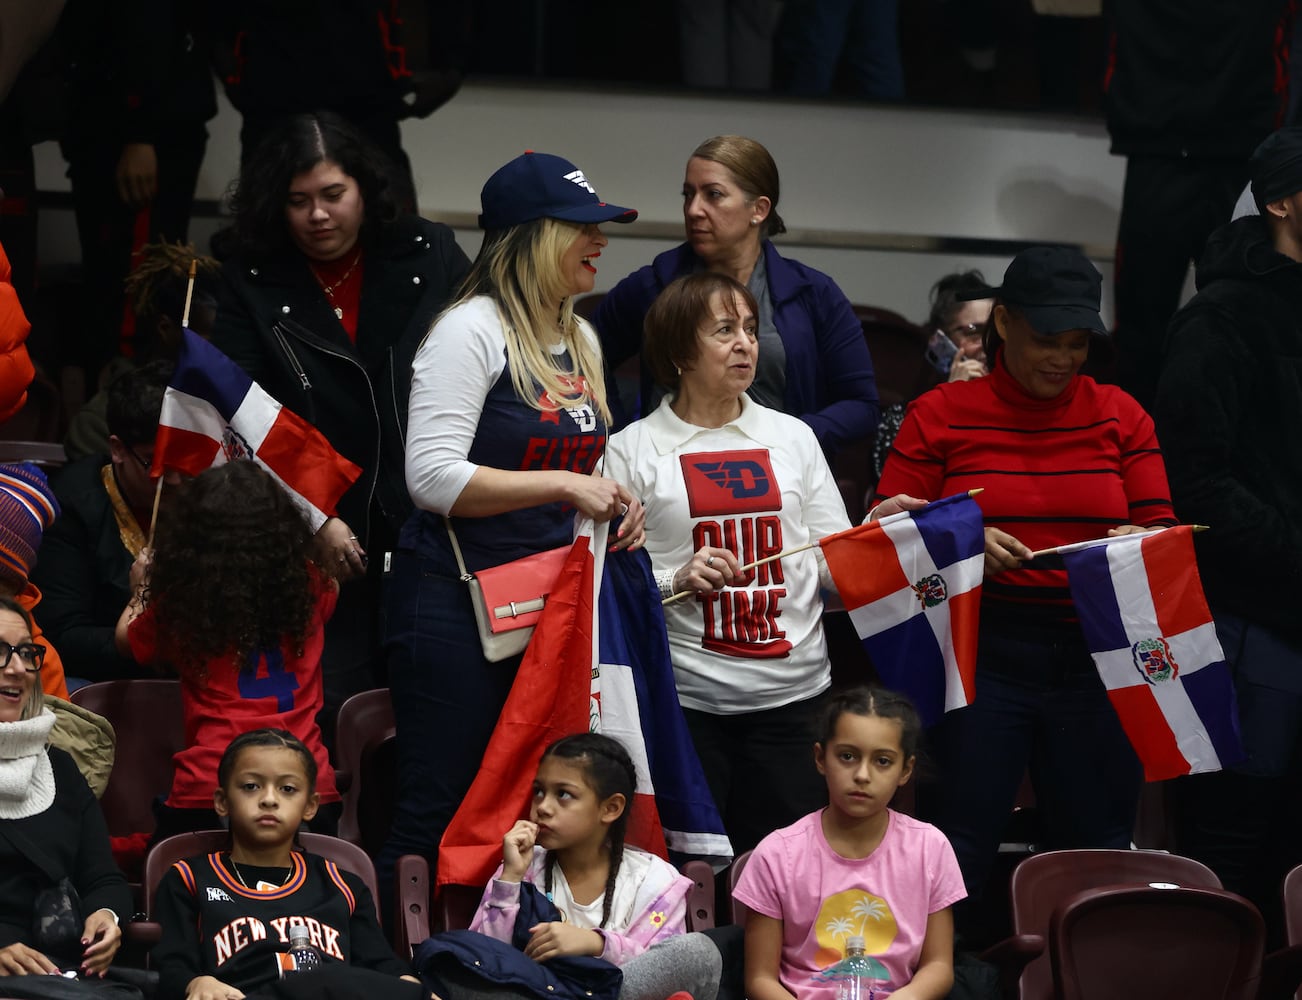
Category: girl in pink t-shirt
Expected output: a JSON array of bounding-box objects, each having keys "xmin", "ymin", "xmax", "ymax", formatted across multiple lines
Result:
[{"xmin": 733, "ymin": 687, "xmax": 965, "ymax": 1000}]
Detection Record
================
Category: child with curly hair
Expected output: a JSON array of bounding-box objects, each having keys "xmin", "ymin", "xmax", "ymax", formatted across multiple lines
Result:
[{"xmin": 114, "ymin": 460, "xmax": 340, "ymax": 841}]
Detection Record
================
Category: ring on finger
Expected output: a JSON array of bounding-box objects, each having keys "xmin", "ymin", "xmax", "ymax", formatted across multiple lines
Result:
[{"xmin": 706, "ymin": 555, "xmax": 715, "ymax": 567}]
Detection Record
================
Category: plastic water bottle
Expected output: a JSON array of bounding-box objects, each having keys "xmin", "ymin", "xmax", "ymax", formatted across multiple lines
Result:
[
  {"xmin": 831, "ymin": 936, "xmax": 886, "ymax": 1000},
  {"xmin": 284, "ymin": 921, "xmax": 322, "ymax": 975}
]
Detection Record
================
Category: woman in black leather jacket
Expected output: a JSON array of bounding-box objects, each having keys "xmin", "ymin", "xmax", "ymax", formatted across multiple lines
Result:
[{"xmin": 212, "ymin": 111, "xmax": 470, "ymax": 727}]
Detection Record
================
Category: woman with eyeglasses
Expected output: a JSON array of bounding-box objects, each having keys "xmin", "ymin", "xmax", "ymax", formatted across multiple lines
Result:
[
  {"xmin": 925, "ymin": 270, "xmax": 993, "ymax": 384},
  {"xmin": 871, "ymin": 271, "xmax": 994, "ymax": 485},
  {"xmin": 0, "ymin": 596, "xmax": 132, "ymax": 983}
]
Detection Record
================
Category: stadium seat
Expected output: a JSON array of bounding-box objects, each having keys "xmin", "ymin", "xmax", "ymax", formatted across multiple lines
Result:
[
  {"xmin": 131, "ymin": 830, "xmax": 426, "ymax": 959},
  {"xmin": 1049, "ymin": 883, "xmax": 1262, "ymax": 1000},
  {"xmin": 980, "ymin": 848, "xmax": 1221, "ymax": 1000},
  {"xmin": 334, "ymin": 687, "xmax": 397, "ymax": 854},
  {"xmin": 70, "ymin": 679, "xmax": 185, "ymax": 838}
]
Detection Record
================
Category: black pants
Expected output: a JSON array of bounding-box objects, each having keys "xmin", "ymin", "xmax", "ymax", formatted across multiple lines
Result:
[
  {"xmin": 1171, "ymin": 610, "xmax": 1302, "ymax": 946},
  {"xmin": 682, "ymin": 691, "xmax": 830, "ymax": 855},
  {"xmin": 1114, "ymin": 154, "xmax": 1248, "ymax": 411},
  {"xmin": 62, "ymin": 131, "xmax": 207, "ymax": 373}
]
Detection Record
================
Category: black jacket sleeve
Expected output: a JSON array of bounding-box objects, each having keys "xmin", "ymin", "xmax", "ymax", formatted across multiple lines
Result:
[
  {"xmin": 345, "ymin": 871, "xmax": 411, "ymax": 977},
  {"xmin": 32, "ymin": 460, "xmax": 139, "ymax": 681},
  {"xmin": 50, "ymin": 749, "xmax": 132, "ymax": 923},
  {"xmin": 152, "ymin": 865, "xmax": 208, "ymax": 1000}
]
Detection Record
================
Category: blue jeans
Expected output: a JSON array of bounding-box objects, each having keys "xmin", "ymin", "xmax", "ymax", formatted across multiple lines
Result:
[
  {"xmin": 929, "ymin": 629, "xmax": 1142, "ymax": 901},
  {"xmin": 779, "ymin": 0, "xmax": 903, "ymax": 99},
  {"xmin": 374, "ymin": 543, "xmax": 523, "ymax": 911}
]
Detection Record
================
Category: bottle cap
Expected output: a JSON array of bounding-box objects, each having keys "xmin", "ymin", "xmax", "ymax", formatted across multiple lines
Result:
[{"xmin": 847, "ymin": 935, "xmax": 866, "ymax": 951}]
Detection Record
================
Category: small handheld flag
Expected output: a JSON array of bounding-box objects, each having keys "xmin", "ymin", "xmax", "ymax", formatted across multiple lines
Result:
[
  {"xmin": 152, "ymin": 330, "xmax": 361, "ymax": 531},
  {"xmin": 1062, "ymin": 525, "xmax": 1243, "ymax": 781},
  {"xmin": 820, "ymin": 493, "xmax": 985, "ymax": 727}
]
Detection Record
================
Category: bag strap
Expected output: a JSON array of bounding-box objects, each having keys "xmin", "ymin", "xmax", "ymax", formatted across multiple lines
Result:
[{"xmin": 443, "ymin": 516, "xmax": 473, "ymax": 583}]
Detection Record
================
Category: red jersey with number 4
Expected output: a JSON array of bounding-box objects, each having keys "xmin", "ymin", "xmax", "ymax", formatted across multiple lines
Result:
[{"xmin": 128, "ymin": 566, "xmax": 340, "ymax": 808}]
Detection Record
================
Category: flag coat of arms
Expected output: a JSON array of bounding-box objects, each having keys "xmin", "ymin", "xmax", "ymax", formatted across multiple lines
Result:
[
  {"xmin": 1061, "ymin": 525, "xmax": 1243, "ymax": 781},
  {"xmin": 820, "ymin": 493, "xmax": 985, "ymax": 726},
  {"xmin": 438, "ymin": 519, "xmax": 731, "ymax": 889},
  {"xmin": 152, "ymin": 329, "xmax": 361, "ymax": 530}
]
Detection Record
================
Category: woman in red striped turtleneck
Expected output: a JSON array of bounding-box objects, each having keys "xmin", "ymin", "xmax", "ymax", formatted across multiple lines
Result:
[{"xmin": 873, "ymin": 246, "xmax": 1176, "ymax": 936}]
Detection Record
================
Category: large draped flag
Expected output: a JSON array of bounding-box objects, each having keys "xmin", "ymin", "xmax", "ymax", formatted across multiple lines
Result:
[
  {"xmin": 820, "ymin": 493, "xmax": 985, "ymax": 726},
  {"xmin": 437, "ymin": 519, "xmax": 731, "ymax": 889},
  {"xmin": 593, "ymin": 539, "xmax": 732, "ymax": 866},
  {"xmin": 1061, "ymin": 526, "xmax": 1243, "ymax": 781},
  {"xmin": 152, "ymin": 329, "xmax": 361, "ymax": 530}
]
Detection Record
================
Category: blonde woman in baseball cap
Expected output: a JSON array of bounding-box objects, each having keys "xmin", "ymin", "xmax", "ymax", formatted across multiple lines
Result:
[{"xmin": 380, "ymin": 151, "xmax": 644, "ymax": 891}]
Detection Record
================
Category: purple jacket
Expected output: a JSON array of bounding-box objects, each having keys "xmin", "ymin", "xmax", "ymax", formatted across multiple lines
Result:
[
  {"xmin": 594, "ymin": 241, "xmax": 879, "ymax": 457},
  {"xmin": 470, "ymin": 847, "xmax": 691, "ymax": 967}
]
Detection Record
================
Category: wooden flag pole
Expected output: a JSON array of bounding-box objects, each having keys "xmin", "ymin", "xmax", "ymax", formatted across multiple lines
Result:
[
  {"xmin": 1026, "ymin": 524, "xmax": 1209, "ymax": 561},
  {"xmin": 180, "ymin": 259, "xmax": 196, "ymax": 329},
  {"xmin": 146, "ymin": 261, "xmax": 197, "ymax": 548},
  {"xmin": 661, "ymin": 488, "xmax": 987, "ymax": 606},
  {"xmin": 661, "ymin": 541, "xmax": 819, "ymax": 606}
]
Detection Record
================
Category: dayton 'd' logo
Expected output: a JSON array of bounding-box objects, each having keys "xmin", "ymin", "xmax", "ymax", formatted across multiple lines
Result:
[
  {"xmin": 680, "ymin": 449, "xmax": 781, "ymax": 517},
  {"xmin": 1132, "ymin": 637, "xmax": 1178, "ymax": 684}
]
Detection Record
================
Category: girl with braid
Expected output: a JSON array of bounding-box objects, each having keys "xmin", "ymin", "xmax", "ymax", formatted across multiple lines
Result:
[{"xmin": 471, "ymin": 733, "xmax": 721, "ymax": 1000}]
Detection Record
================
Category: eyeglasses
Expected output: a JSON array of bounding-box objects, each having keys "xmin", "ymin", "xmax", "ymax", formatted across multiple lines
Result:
[
  {"xmin": 946, "ymin": 322, "xmax": 987, "ymax": 343},
  {"xmin": 127, "ymin": 446, "xmax": 152, "ymax": 471},
  {"xmin": 0, "ymin": 642, "xmax": 44, "ymax": 672}
]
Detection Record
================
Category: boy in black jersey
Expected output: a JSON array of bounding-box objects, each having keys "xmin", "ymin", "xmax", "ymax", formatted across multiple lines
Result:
[{"xmin": 152, "ymin": 729, "xmax": 427, "ymax": 1000}]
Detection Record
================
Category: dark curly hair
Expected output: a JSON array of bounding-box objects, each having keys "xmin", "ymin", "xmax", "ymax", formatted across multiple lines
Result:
[
  {"xmin": 106, "ymin": 359, "xmax": 173, "ymax": 448},
  {"xmin": 229, "ymin": 111, "xmax": 402, "ymax": 260},
  {"xmin": 145, "ymin": 461, "xmax": 319, "ymax": 675}
]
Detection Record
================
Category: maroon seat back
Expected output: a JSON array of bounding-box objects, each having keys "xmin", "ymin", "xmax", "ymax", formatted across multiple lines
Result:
[
  {"xmin": 70, "ymin": 679, "xmax": 185, "ymax": 836},
  {"xmin": 138, "ymin": 830, "xmax": 426, "ymax": 956},
  {"xmin": 145, "ymin": 830, "xmax": 381, "ymax": 913},
  {"xmin": 1285, "ymin": 863, "xmax": 1302, "ymax": 946},
  {"xmin": 1007, "ymin": 849, "xmax": 1221, "ymax": 1000},
  {"xmin": 728, "ymin": 849, "xmax": 753, "ymax": 926},
  {"xmin": 334, "ymin": 687, "xmax": 396, "ymax": 853},
  {"xmin": 1050, "ymin": 884, "xmax": 1263, "ymax": 1000}
]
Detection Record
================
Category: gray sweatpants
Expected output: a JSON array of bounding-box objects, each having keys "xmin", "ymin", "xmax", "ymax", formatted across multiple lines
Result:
[{"xmin": 619, "ymin": 932, "xmax": 722, "ymax": 1000}]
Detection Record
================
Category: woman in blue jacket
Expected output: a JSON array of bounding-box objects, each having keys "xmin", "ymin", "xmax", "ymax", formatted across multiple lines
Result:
[{"xmin": 595, "ymin": 135, "xmax": 878, "ymax": 459}]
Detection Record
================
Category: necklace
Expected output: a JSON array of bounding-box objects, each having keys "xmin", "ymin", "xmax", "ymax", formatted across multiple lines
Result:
[
  {"xmin": 228, "ymin": 854, "xmax": 293, "ymax": 891},
  {"xmin": 310, "ymin": 248, "xmax": 362, "ymax": 320}
]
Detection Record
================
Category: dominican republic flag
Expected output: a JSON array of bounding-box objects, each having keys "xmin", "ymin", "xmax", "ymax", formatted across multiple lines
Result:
[
  {"xmin": 437, "ymin": 519, "xmax": 731, "ymax": 889},
  {"xmin": 1061, "ymin": 526, "xmax": 1243, "ymax": 782},
  {"xmin": 820, "ymin": 493, "xmax": 985, "ymax": 727},
  {"xmin": 152, "ymin": 329, "xmax": 361, "ymax": 530}
]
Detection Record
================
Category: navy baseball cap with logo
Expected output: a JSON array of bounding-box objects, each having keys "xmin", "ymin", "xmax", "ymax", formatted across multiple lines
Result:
[
  {"xmin": 960, "ymin": 245, "xmax": 1106, "ymax": 336},
  {"xmin": 478, "ymin": 151, "xmax": 638, "ymax": 230}
]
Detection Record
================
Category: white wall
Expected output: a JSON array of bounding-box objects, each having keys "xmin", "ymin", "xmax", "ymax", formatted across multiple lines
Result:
[{"xmin": 33, "ymin": 78, "xmax": 1130, "ymax": 323}]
